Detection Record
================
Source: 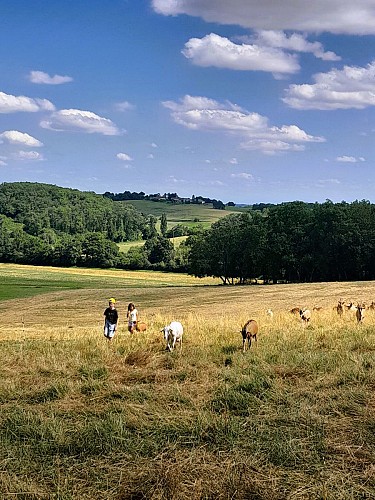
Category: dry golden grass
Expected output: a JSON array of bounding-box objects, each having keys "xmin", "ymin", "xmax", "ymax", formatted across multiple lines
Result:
[{"xmin": 0, "ymin": 271, "xmax": 375, "ymax": 499}]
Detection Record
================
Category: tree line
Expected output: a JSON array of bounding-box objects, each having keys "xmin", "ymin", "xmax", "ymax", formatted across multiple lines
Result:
[
  {"xmin": 186, "ymin": 200, "xmax": 375, "ymax": 283},
  {"xmin": 2, "ymin": 182, "xmax": 375, "ymax": 284}
]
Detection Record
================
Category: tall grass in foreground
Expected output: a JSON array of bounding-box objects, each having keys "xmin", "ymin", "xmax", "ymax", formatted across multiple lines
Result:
[{"xmin": 0, "ymin": 285, "xmax": 374, "ymax": 499}]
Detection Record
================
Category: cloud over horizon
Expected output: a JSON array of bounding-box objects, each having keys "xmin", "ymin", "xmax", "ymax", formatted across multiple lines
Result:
[
  {"xmin": 0, "ymin": 91, "xmax": 55, "ymax": 113},
  {"xmin": 183, "ymin": 33, "xmax": 300, "ymax": 76},
  {"xmin": 163, "ymin": 95, "xmax": 325, "ymax": 154},
  {"xmin": 152, "ymin": 0, "xmax": 375, "ymax": 35},
  {"xmin": 283, "ymin": 61, "xmax": 375, "ymax": 110},
  {"xmin": 0, "ymin": 130, "xmax": 43, "ymax": 147},
  {"xmin": 40, "ymin": 109, "xmax": 122, "ymax": 135},
  {"xmin": 28, "ymin": 70, "xmax": 73, "ymax": 85}
]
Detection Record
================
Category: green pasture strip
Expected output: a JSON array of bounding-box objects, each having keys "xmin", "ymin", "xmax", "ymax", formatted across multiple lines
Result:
[
  {"xmin": 0, "ymin": 264, "xmax": 217, "ymax": 302},
  {"xmin": 123, "ymin": 200, "xmax": 238, "ymax": 224},
  {"xmin": 118, "ymin": 236, "xmax": 187, "ymax": 253}
]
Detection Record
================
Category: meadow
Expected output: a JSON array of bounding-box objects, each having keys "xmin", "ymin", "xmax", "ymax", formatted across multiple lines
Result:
[
  {"xmin": 0, "ymin": 264, "xmax": 374, "ymax": 499},
  {"xmin": 123, "ymin": 200, "xmax": 241, "ymax": 229}
]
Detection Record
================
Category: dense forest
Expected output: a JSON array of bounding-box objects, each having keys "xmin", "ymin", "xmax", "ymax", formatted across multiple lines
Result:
[
  {"xmin": 186, "ymin": 200, "xmax": 375, "ymax": 283},
  {"xmin": 0, "ymin": 182, "xmax": 147, "ymax": 268},
  {"xmin": 1, "ymin": 182, "xmax": 375, "ymax": 283}
]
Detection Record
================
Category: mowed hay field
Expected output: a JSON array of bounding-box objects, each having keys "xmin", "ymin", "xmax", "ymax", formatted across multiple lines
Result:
[{"xmin": 0, "ymin": 265, "xmax": 374, "ymax": 499}]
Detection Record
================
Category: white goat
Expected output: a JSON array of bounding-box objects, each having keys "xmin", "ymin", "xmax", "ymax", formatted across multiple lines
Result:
[
  {"xmin": 300, "ymin": 308, "xmax": 311, "ymax": 324},
  {"xmin": 266, "ymin": 308, "xmax": 274, "ymax": 319},
  {"xmin": 161, "ymin": 321, "xmax": 183, "ymax": 351}
]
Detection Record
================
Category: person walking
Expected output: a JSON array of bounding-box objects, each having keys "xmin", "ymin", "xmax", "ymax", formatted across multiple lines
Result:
[
  {"xmin": 127, "ymin": 302, "xmax": 138, "ymax": 334},
  {"xmin": 103, "ymin": 298, "xmax": 119, "ymax": 340}
]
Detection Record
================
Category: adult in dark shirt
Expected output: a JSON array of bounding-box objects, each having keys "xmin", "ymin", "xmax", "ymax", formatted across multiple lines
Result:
[{"xmin": 103, "ymin": 298, "xmax": 118, "ymax": 340}]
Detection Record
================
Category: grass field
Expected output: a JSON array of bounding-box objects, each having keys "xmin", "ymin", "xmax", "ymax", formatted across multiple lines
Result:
[
  {"xmin": 118, "ymin": 236, "xmax": 187, "ymax": 253},
  {"xmin": 124, "ymin": 200, "xmax": 240, "ymax": 229},
  {"xmin": 0, "ymin": 264, "xmax": 374, "ymax": 499}
]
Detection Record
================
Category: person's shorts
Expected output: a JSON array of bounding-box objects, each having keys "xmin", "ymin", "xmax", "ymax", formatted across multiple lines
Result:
[{"xmin": 104, "ymin": 320, "xmax": 116, "ymax": 339}]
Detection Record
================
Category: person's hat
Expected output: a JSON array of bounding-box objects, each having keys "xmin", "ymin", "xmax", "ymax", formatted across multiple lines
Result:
[{"xmin": 108, "ymin": 297, "xmax": 116, "ymax": 303}]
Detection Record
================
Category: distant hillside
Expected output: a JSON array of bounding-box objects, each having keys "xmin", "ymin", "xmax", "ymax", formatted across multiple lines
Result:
[
  {"xmin": 0, "ymin": 182, "xmax": 145, "ymax": 241},
  {"xmin": 123, "ymin": 199, "xmax": 241, "ymax": 229}
]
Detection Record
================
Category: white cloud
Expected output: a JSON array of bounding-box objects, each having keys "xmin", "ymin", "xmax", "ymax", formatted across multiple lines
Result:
[
  {"xmin": 0, "ymin": 159, "xmax": 7, "ymax": 166},
  {"xmin": 28, "ymin": 70, "xmax": 73, "ymax": 85},
  {"xmin": 0, "ymin": 91, "xmax": 55, "ymax": 113},
  {"xmin": 152, "ymin": 0, "xmax": 375, "ymax": 35},
  {"xmin": 147, "ymin": 153, "xmax": 154, "ymax": 159},
  {"xmin": 15, "ymin": 150, "xmax": 44, "ymax": 161},
  {"xmin": 250, "ymin": 30, "xmax": 340, "ymax": 61},
  {"xmin": 183, "ymin": 33, "xmax": 299, "ymax": 76},
  {"xmin": 115, "ymin": 100, "xmax": 135, "ymax": 111},
  {"xmin": 116, "ymin": 152, "xmax": 133, "ymax": 161},
  {"xmin": 151, "ymin": 142, "xmax": 158, "ymax": 148},
  {"xmin": 40, "ymin": 109, "xmax": 122, "ymax": 135},
  {"xmin": 231, "ymin": 172, "xmax": 253, "ymax": 180},
  {"xmin": 163, "ymin": 95, "xmax": 324, "ymax": 154},
  {"xmin": 229, "ymin": 158, "xmax": 238, "ymax": 164},
  {"xmin": 283, "ymin": 61, "xmax": 375, "ymax": 110},
  {"xmin": 0, "ymin": 130, "xmax": 43, "ymax": 147},
  {"xmin": 336, "ymin": 155, "xmax": 366, "ymax": 163}
]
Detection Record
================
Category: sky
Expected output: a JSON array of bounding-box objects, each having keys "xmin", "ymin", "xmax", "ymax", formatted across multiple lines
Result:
[{"xmin": 1, "ymin": 0, "xmax": 375, "ymax": 204}]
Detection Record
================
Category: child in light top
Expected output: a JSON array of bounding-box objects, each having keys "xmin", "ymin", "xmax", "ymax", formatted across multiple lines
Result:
[
  {"xmin": 103, "ymin": 298, "xmax": 118, "ymax": 340},
  {"xmin": 127, "ymin": 302, "xmax": 138, "ymax": 334}
]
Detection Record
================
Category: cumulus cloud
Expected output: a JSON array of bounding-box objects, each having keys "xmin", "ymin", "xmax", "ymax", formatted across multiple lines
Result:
[
  {"xmin": 250, "ymin": 30, "xmax": 340, "ymax": 61},
  {"xmin": 0, "ymin": 91, "xmax": 55, "ymax": 113},
  {"xmin": 0, "ymin": 130, "xmax": 43, "ymax": 147},
  {"xmin": 152, "ymin": 0, "xmax": 375, "ymax": 35},
  {"xmin": 28, "ymin": 70, "xmax": 73, "ymax": 85},
  {"xmin": 163, "ymin": 95, "xmax": 325, "ymax": 154},
  {"xmin": 147, "ymin": 153, "xmax": 154, "ymax": 159},
  {"xmin": 0, "ymin": 159, "xmax": 7, "ymax": 166},
  {"xmin": 283, "ymin": 61, "xmax": 375, "ymax": 110},
  {"xmin": 336, "ymin": 155, "xmax": 366, "ymax": 163},
  {"xmin": 229, "ymin": 158, "xmax": 238, "ymax": 164},
  {"xmin": 116, "ymin": 153, "xmax": 133, "ymax": 161},
  {"xmin": 183, "ymin": 33, "xmax": 299, "ymax": 76},
  {"xmin": 40, "ymin": 109, "xmax": 122, "ymax": 135}
]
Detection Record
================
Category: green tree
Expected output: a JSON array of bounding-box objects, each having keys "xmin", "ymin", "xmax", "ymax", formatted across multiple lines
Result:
[{"xmin": 160, "ymin": 213, "xmax": 168, "ymax": 237}]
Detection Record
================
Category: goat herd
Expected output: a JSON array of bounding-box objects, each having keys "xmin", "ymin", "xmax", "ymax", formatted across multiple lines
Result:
[
  {"xmin": 151, "ymin": 300, "xmax": 372, "ymax": 354},
  {"xmin": 240, "ymin": 299, "xmax": 373, "ymax": 353}
]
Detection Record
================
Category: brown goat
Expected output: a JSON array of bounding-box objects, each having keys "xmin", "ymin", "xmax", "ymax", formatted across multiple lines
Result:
[
  {"xmin": 290, "ymin": 307, "xmax": 300, "ymax": 315},
  {"xmin": 135, "ymin": 322, "xmax": 147, "ymax": 332},
  {"xmin": 241, "ymin": 319, "xmax": 258, "ymax": 352},
  {"xmin": 334, "ymin": 299, "xmax": 345, "ymax": 316},
  {"xmin": 356, "ymin": 304, "xmax": 365, "ymax": 323}
]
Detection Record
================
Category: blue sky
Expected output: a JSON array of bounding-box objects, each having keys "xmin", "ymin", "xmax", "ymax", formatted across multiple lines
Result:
[{"xmin": 1, "ymin": 0, "xmax": 375, "ymax": 204}]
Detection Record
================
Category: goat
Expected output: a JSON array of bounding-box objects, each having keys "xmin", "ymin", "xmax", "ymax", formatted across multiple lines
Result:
[
  {"xmin": 356, "ymin": 304, "xmax": 365, "ymax": 323},
  {"xmin": 266, "ymin": 308, "xmax": 274, "ymax": 319},
  {"xmin": 312, "ymin": 305, "xmax": 323, "ymax": 312},
  {"xmin": 135, "ymin": 322, "xmax": 147, "ymax": 332},
  {"xmin": 161, "ymin": 321, "xmax": 183, "ymax": 352},
  {"xmin": 290, "ymin": 307, "xmax": 300, "ymax": 315},
  {"xmin": 300, "ymin": 308, "xmax": 311, "ymax": 324},
  {"xmin": 346, "ymin": 302, "xmax": 357, "ymax": 311},
  {"xmin": 334, "ymin": 299, "xmax": 345, "ymax": 316},
  {"xmin": 241, "ymin": 319, "xmax": 258, "ymax": 352},
  {"xmin": 368, "ymin": 301, "xmax": 375, "ymax": 310}
]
